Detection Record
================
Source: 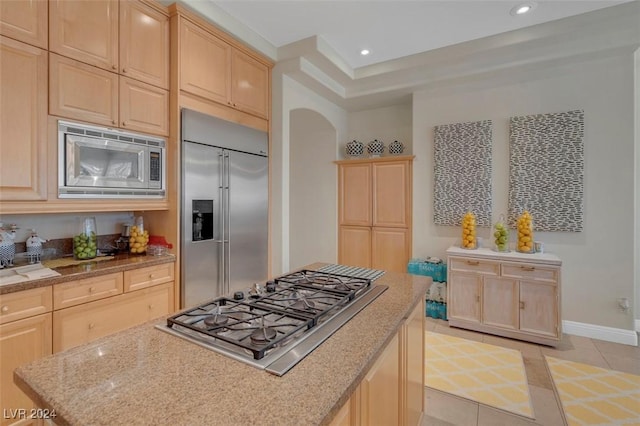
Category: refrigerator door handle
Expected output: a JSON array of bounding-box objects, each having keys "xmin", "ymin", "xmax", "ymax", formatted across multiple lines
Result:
[
  {"xmin": 218, "ymin": 152, "xmax": 225, "ymax": 296},
  {"xmin": 224, "ymin": 152, "xmax": 231, "ymax": 294}
]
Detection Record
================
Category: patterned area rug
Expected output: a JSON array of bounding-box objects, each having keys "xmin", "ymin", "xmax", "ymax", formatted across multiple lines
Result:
[
  {"xmin": 425, "ymin": 331, "xmax": 534, "ymax": 419},
  {"xmin": 546, "ymin": 356, "xmax": 640, "ymax": 425}
]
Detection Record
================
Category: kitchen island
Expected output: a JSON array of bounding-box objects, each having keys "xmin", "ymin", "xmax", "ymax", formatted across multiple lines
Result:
[{"xmin": 14, "ymin": 264, "xmax": 429, "ymax": 426}]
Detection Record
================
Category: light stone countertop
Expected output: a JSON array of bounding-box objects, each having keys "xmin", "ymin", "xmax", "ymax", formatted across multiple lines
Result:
[
  {"xmin": 0, "ymin": 254, "xmax": 176, "ymax": 295},
  {"xmin": 15, "ymin": 264, "xmax": 431, "ymax": 426}
]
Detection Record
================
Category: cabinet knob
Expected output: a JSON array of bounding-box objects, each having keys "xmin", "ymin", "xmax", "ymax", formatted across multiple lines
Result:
[
  {"xmin": 519, "ymin": 301, "xmax": 525, "ymax": 310},
  {"xmin": 122, "ymin": 122, "xmax": 126, "ymax": 127},
  {"xmin": 475, "ymin": 295, "xmax": 480, "ymax": 302},
  {"xmin": 467, "ymin": 260, "xmax": 479, "ymax": 266},
  {"xmin": 521, "ymin": 266, "xmax": 535, "ymax": 272},
  {"xmin": 89, "ymin": 287, "xmax": 95, "ymax": 293},
  {"xmin": 112, "ymin": 120, "xmax": 116, "ymax": 126},
  {"xmin": 148, "ymin": 304, "xmax": 154, "ymax": 310},
  {"xmin": 88, "ymin": 323, "xmax": 95, "ymax": 329},
  {"xmin": 122, "ymin": 68, "xmax": 126, "ymax": 73},
  {"xmin": 112, "ymin": 65, "xmax": 117, "ymax": 70},
  {"xmin": 1, "ymin": 305, "xmax": 8, "ymax": 313},
  {"xmin": 149, "ymin": 274, "xmax": 155, "ymax": 279}
]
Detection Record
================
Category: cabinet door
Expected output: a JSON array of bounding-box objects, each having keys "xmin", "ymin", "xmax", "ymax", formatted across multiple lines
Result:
[
  {"xmin": 372, "ymin": 161, "xmax": 410, "ymax": 227},
  {"xmin": 49, "ymin": 0, "xmax": 118, "ymax": 71},
  {"xmin": 119, "ymin": 1, "xmax": 169, "ymax": 89},
  {"xmin": 339, "ymin": 226, "xmax": 371, "ymax": 268},
  {"xmin": 482, "ymin": 276, "xmax": 518, "ymax": 331},
  {"xmin": 448, "ymin": 271, "xmax": 481, "ymax": 323},
  {"xmin": 0, "ymin": 313, "xmax": 52, "ymax": 426},
  {"xmin": 179, "ymin": 18, "xmax": 230, "ymax": 104},
  {"xmin": 361, "ymin": 331, "xmax": 400, "ymax": 426},
  {"xmin": 339, "ymin": 163, "xmax": 371, "ymax": 226},
  {"xmin": 520, "ymin": 281, "xmax": 558, "ymax": 338},
  {"xmin": 0, "ymin": 37, "xmax": 47, "ymax": 201},
  {"xmin": 402, "ymin": 301, "xmax": 424, "ymax": 426},
  {"xmin": 230, "ymin": 49, "xmax": 269, "ymax": 118},
  {"xmin": 50, "ymin": 53, "xmax": 118, "ymax": 127},
  {"xmin": 119, "ymin": 76, "xmax": 169, "ymax": 136},
  {"xmin": 371, "ymin": 227, "xmax": 409, "ymax": 273},
  {"xmin": 53, "ymin": 282, "xmax": 173, "ymax": 352},
  {"xmin": 0, "ymin": 0, "xmax": 48, "ymax": 49}
]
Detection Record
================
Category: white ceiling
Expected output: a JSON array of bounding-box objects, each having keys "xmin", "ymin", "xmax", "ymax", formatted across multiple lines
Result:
[
  {"xmin": 209, "ymin": 0, "xmax": 632, "ymax": 68},
  {"xmin": 177, "ymin": 0, "xmax": 639, "ymax": 109}
]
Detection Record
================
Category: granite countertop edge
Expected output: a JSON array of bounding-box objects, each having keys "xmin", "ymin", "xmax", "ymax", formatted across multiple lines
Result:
[
  {"xmin": 0, "ymin": 254, "xmax": 176, "ymax": 295},
  {"xmin": 14, "ymin": 264, "xmax": 431, "ymax": 426}
]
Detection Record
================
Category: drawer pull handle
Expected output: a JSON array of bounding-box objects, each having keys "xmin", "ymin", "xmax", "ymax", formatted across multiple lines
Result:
[
  {"xmin": 520, "ymin": 301, "xmax": 525, "ymax": 310},
  {"xmin": 88, "ymin": 323, "xmax": 95, "ymax": 330},
  {"xmin": 521, "ymin": 266, "xmax": 535, "ymax": 272},
  {"xmin": 1, "ymin": 305, "xmax": 8, "ymax": 313},
  {"xmin": 467, "ymin": 261, "xmax": 480, "ymax": 266}
]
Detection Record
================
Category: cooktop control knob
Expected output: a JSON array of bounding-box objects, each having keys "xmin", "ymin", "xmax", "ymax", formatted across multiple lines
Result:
[
  {"xmin": 266, "ymin": 281, "xmax": 276, "ymax": 292},
  {"xmin": 233, "ymin": 291, "xmax": 245, "ymax": 300}
]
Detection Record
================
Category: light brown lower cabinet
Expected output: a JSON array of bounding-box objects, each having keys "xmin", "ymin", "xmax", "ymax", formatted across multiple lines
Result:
[
  {"xmin": 329, "ymin": 300, "xmax": 424, "ymax": 426},
  {"xmin": 53, "ymin": 281, "xmax": 173, "ymax": 353},
  {"xmin": 339, "ymin": 226, "xmax": 409, "ymax": 273},
  {"xmin": 0, "ymin": 287, "xmax": 53, "ymax": 426}
]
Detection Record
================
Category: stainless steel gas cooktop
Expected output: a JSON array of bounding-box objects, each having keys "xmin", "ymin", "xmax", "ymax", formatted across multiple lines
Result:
[{"xmin": 155, "ymin": 270, "xmax": 387, "ymax": 376}]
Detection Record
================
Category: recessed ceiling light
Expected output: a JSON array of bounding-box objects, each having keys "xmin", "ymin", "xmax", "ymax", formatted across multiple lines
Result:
[
  {"xmin": 360, "ymin": 49, "xmax": 370, "ymax": 56},
  {"xmin": 510, "ymin": 2, "xmax": 537, "ymax": 16}
]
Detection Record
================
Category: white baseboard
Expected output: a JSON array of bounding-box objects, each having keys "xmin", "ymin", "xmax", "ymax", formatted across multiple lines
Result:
[
  {"xmin": 636, "ymin": 319, "xmax": 640, "ymax": 333},
  {"xmin": 562, "ymin": 320, "xmax": 638, "ymax": 346}
]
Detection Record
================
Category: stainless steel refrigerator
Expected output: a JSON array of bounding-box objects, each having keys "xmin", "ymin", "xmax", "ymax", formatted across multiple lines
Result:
[{"xmin": 181, "ymin": 108, "xmax": 268, "ymax": 308}]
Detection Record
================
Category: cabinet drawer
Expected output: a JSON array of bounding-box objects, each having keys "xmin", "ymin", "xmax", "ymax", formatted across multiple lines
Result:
[
  {"xmin": 0, "ymin": 286, "xmax": 52, "ymax": 325},
  {"xmin": 53, "ymin": 272, "xmax": 123, "ymax": 310},
  {"xmin": 53, "ymin": 282, "xmax": 173, "ymax": 352},
  {"xmin": 124, "ymin": 263, "xmax": 174, "ymax": 292},
  {"xmin": 501, "ymin": 263, "xmax": 558, "ymax": 283},
  {"xmin": 449, "ymin": 257, "xmax": 499, "ymax": 275}
]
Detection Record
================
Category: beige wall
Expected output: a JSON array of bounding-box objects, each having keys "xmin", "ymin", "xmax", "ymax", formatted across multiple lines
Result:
[
  {"xmin": 412, "ymin": 53, "xmax": 636, "ymax": 333},
  {"xmin": 289, "ymin": 109, "xmax": 338, "ymax": 270},
  {"xmin": 345, "ymin": 104, "xmax": 413, "ymax": 159}
]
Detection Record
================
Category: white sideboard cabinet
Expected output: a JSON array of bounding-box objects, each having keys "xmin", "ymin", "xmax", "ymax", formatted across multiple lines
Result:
[{"xmin": 446, "ymin": 246, "xmax": 562, "ymax": 346}]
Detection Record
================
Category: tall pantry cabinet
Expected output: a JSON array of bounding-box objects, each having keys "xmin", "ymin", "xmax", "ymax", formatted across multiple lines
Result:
[{"xmin": 337, "ymin": 156, "xmax": 413, "ymax": 273}]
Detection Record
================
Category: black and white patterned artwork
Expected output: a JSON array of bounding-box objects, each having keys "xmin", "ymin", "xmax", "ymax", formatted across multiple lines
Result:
[
  {"xmin": 508, "ymin": 110, "xmax": 584, "ymax": 232},
  {"xmin": 434, "ymin": 120, "xmax": 492, "ymax": 227}
]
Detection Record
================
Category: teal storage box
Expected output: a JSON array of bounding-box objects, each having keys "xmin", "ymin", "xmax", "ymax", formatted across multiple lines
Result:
[{"xmin": 407, "ymin": 258, "xmax": 447, "ymax": 282}]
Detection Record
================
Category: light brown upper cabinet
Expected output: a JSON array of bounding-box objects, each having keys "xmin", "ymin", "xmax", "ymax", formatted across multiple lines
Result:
[
  {"xmin": 0, "ymin": 36, "xmax": 48, "ymax": 201},
  {"xmin": 120, "ymin": 0, "xmax": 169, "ymax": 89},
  {"xmin": 50, "ymin": 54, "xmax": 169, "ymax": 136},
  {"xmin": 0, "ymin": 0, "xmax": 48, "ymax": 49},
  {"xmin": 179, "ymin": 17, "xmax": 269, "ymax": 119},
  {"xmin": 49, "ymin": 0, "xmax": 119, "ymax": 72},
  {"xmin": 337, "ymin": 156, "xmax": 413, "ymax": 273}
]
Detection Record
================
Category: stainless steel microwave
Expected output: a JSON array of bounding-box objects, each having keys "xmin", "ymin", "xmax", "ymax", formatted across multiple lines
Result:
[{"xmin": 58, "ymin": 120, "xmax": 166, "ymax": 198}]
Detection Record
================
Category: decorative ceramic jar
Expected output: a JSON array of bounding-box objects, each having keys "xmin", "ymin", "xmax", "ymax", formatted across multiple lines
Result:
[
  {"xmin": 367, "ymin": 139, "xmax": 385, "ymax": 157},
  {"xmin": 26, "ymin": 229, "xmax": 47, "ymax": 263},
  {"xmin": 388, "ymin": 140, "xmax": 404, "ymax": 155},
  {"xmin": 345, "ymin": 140, "xmax": 364, "ymax": 157},
  {"xmin": 0, "ymin": 223, "xmax": 17, "ymax": 268},
  {"xmin": 73, "ymin": 217, "xmax": 97, "ymax": 260}
]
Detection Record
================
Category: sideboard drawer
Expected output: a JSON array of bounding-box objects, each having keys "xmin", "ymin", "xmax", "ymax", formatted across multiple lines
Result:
[
  {"xmin": 449, "ymin": 258, "xmax": 499, "ymax": 275},
  {"xmin": 54, "ymin": 272, "xmax": 123, "ymax": 309},
  {"xmin": 501, "ymin": 263, "xmax": 558, "ymax": 283}
]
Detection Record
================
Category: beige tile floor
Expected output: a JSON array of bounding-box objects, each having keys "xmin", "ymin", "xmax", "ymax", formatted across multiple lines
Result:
[{"xmin": 422, "ymin": 317, "xmax": 640, "ymax": 426}]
